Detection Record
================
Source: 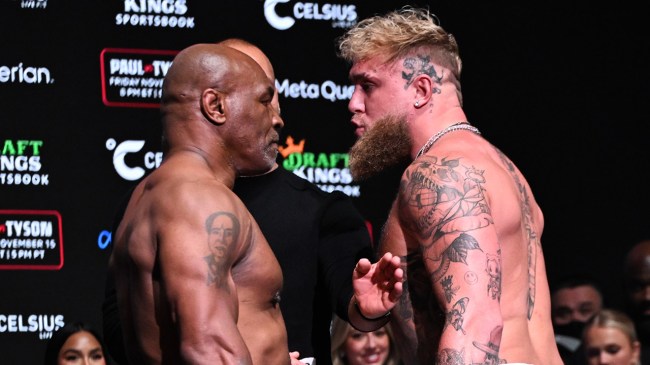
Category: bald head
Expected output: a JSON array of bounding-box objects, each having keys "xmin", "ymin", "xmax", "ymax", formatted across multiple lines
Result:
[
  {"xmin": 217, "ymin": 39, "xmax": 280, "ymax": 114},
  {"xmin": 159, "ymin": 42, "xmax": 282, "ymax": 176},
  {"xmin": 217, "ymin": 39, "xmax": 275, "ymax": 80},
  {"xmin": 162, "ymin": 43, "xmax": 267, "ymax": 109},
  {"xmin": 624, "ymin": 240, "xmax": 650, "ymax": 275}
]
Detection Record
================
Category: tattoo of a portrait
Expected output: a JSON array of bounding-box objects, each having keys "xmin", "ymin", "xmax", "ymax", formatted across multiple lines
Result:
[
  {"xmin": 444, "ymin": 297, "xmax": 469, "ymax": 335},
  {"xmin": 437, "ymin": 347, "xmax": 465, "ymax": 365},
  {"xmin": 203, "ymin": 211, "xmax": 240, "ymax": 288},
  {"xmin": 441, "ymin": 275, "xmax": 459, "ymax": 303},
  {"xmin": 485, "ymin": 250, "xmax": 502, "ymax": 301},
  {"xmin": 402, "ymin": 54, "xmax": 443, "ymax": 93}
]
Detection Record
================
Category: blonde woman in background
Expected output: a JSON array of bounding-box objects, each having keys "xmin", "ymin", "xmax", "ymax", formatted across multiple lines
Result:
[
  {"xmin": 331, "ymin": 315, "xmax": 402, "ymax": 365},
  {"xmin": 582, "ymin": 309, "xmax": 641, "ymax": 365}
]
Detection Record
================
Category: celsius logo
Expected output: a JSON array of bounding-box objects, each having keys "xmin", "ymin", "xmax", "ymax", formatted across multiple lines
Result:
[
  {"xmin": 0, "ymin": 63, "xmax": 54, "ymax": 84},
  {"xmin": 264, "ymin": 0, "xmax": 357, "ymax": 30},
  {"xmin": 106, "ymin": 138, "xmax": 162, "ymax": 181},
  {"xmin": 0, "ymin": 314, "xmax": 64, "ymax": 340}
]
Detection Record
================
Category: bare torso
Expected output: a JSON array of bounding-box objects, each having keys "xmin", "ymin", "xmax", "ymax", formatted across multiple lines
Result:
[
  {"xmin": 109, "ymin": 154, "xmax": 289, "ymax": 365},
  {"xmin": 382, "ymin": 132, "xmax": 562, "ymax": 365}
]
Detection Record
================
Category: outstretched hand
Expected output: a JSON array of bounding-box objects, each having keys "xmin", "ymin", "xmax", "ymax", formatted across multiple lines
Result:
[{"xmin": 353, "ymin": 252, "xmax": 403, "ymax": 319}]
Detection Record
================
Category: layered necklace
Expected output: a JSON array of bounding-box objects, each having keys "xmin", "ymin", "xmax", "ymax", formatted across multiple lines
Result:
[{"xmin": 415, "ymin": 121, "xmax": 481, "ymax": 159}]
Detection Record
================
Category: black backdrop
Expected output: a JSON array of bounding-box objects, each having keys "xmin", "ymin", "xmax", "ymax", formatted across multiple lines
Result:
[{"xmin": 1, "ymin": 1, "xmax": 648, "ymax": 364}]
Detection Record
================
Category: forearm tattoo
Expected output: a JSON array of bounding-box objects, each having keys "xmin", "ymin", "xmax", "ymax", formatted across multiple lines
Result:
[{"xmin": 203, "ymin": 211, "xmax": 240, "ymax": 289}]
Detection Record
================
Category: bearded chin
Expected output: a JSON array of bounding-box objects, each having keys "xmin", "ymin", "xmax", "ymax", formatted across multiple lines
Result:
[{"xmin": 348, "ymin": 114, "xmax": 412, "ymax": 181}]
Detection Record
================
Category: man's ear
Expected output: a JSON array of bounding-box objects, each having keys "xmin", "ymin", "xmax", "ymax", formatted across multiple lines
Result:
[
  {"xmin": 413, "ymin": 74, "xmax": 434, "ymax": 108},
  {"xmin": 202, "ymin": 88, "xmax": 226, "ymax": 125}
]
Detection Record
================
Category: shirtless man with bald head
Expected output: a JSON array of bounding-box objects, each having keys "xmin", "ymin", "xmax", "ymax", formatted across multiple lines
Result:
[{"xmin": 108, "ymin": 43, "xmax": 289, "ymax": 365}]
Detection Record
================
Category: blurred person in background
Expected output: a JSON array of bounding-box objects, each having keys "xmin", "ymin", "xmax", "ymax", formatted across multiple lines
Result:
[
  {"xmin": 331, "ymin": 315, "xmax": 403, "ymax": 365},
  {"xmin": 623, "ymin": 239, "xmax": 650, "ymax": 364},
  {"xmin": 551, "ymin": 273, "xmax": 605, "ymax": 364},
  {"xmin": 582, "ymin": 309, "xmax": 640, "ymax": 365},
  {"xmin": 44, "ymin": 321, "xmax": 109, "ymax": 365}
]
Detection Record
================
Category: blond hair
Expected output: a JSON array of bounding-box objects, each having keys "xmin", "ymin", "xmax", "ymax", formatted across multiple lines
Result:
[
  {"xmin": 337, "ymin": 6, "xmax": 462, "ymax": 81},
  {"xmin": 584, "ymin": 308, "xmax": 638, "ymax": 344}
]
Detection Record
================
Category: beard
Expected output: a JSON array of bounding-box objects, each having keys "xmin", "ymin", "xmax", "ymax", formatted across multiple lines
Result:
[{"xmin": 348, "ymin": 113, "xmax": 412, "ymax": 181}]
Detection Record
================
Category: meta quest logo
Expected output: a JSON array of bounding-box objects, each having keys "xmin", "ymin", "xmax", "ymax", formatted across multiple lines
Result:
[{"xmin": 0, "ymin": 210, "xmax": 63, "ymax": 270}]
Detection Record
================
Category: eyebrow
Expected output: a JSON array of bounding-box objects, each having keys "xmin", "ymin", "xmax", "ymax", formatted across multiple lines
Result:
[{"xmin": 349, "ymin": 71, "xmax": 372, "ymax": 83}]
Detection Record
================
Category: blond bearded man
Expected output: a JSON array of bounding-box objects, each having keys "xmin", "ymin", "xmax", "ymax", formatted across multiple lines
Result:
[{"xmin": 338, "ymin": 7, "xmax": 563, "ymax": 365}]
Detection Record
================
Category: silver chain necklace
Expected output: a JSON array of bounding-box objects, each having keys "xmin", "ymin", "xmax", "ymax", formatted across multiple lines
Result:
[{"xmin": 415, "ymin": 121, "xmax": 481, "ymax": 159}]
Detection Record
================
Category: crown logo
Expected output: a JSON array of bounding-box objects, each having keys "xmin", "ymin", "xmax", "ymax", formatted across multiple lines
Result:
[{"xmin": 279, "ymin": 135, "xmax": 305, "ymax": 158}]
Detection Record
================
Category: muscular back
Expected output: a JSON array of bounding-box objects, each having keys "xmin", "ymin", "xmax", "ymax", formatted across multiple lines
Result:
[
  {"xmin": 381, "ymin": 132, "xmax": 561, "ymax": 364},
  {"xmin": 109, "ymin": 154, "xmax": 288, "ymax": 365}
]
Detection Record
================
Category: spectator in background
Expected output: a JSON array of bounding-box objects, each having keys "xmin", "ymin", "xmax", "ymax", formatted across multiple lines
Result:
[
  {"xmin": 551, "ymin": 274, "xmax": 605, "ymax": 364},
  {"xmin": 330, "ymin": 315, "xmax": 402, "ymax": 365},
  {"xmin": 44, "ymin": 321, "xmax": 109, "ymax": 365},
  {"xmin": 623, "ymin": 239, "xmax": 650, "ymax": 364},
  {"xmin": 582, "ymin": 309, "xmax": 640, "ymax": 365}
]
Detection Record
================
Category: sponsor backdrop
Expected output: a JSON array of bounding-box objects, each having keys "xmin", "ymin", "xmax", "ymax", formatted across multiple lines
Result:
[{"xmin": 0, "ymin": 1, "xmax": 648, "ymax": 363}]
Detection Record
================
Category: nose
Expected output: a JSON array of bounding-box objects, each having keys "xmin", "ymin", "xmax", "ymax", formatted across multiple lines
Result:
[
  {"xmin": 348, "ymin": 86, "xmax": 363, "ymax": 114},
  {"xmin": 364, "ymin": 333, "xmax": 378, "ymax": 348},
  {"xmin": 272, "ymin": 104, "xmax": 284, "ymax": 130},
  {"xmin": 598, "ymin": 352, "xmax": 610, "ymax": 365}
]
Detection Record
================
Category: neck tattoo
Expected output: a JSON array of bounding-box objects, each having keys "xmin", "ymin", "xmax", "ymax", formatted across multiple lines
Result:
[{"xmin": 415, "ymin": 121, "xmax": 481, "ymax": 159}]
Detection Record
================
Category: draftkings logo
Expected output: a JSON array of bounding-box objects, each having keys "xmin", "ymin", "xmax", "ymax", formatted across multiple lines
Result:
[
  {"xmin": 0, "ymin": 139, "xmax": 49, "ymax": 186},
  {"xmin": 264, "ymin": 0, "xmax": 357, "ymax": 30},
  {"xmin": 115, "ymin": 0, "xmax": 195, "ymax": 28},
  {"xmin": 280, "ymin": 136, "xmax": 359, "ymax": 197},
  {"xmin": 0, "ymin": 210, "xmax": 63, "ymax": 270},
  {"xmin": 100, "ymin": 48, "xmax": 177, "ymax": 108}
]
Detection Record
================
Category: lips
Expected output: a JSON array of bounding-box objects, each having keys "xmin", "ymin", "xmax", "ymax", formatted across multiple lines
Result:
[{"xmin": 360, "ymin": 352, "xmax": 384, "ymax": 364}]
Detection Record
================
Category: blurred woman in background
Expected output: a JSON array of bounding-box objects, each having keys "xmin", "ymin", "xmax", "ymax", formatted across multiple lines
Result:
[
  {"xmin": 44, "ymin": 321, "xmax": 108, "ymax": 365},
  {"xmin": 582, "ymin": 309, "xmax": 640, "ymax": 365},
  {"xmin": 331, "ymin": 315, "xmax": 402, "ymax": 365}
]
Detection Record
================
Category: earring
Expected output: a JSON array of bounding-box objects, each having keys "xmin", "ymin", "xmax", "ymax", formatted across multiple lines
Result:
[{"xmin": 414, "ymin": 100, "xmax": 420, "ymax": 107}]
